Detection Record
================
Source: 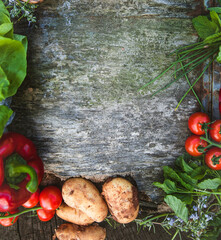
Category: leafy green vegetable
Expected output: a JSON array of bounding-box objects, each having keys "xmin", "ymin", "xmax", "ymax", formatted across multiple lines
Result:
[
  {"xmin": 198, "ymin": 178, "xmax": 221, "ymax": 190},
  {"xmin": 0, "ymin": 0, "xmax": 28, "ymax": 137},
  {"xmin": 175, "ymin": 155, "xmax": 193, "ymax": 174},
  {"xmin": 0, "ymin": 36, "xmax": 27, "ymax": 100},
  {"xmin": 163, "ymin": 166, "xmax": 194, "ymax": 191},
  {"xmin": 192, "ymin": 14, "xmax": 219, "ymax": 40},
  {"xmin": 0, "ymin": 105, "xmax": 13, "ymax": 136},
  {"xmin": 164, "ymin": 195, "xmax": 188, "ymax": 223},
  {"xmin": 153, "ymin": 179, "xmax": 177, "ymax": 194}
]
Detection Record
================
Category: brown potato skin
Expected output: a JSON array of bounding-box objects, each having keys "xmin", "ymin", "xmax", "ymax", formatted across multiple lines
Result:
[
  {"xmin": 55, "ymin": 223, "xmax": 106, "ymax": 240},
  {"xmin": 102, "ymin": 177, "xmax": 139, "ymax": 224},
  {"xmin": 56, "ymin": 202, "xmax": 94, "ymax": 226},
  {"xmin": 21, "ymin": 0, "xmax": 44, "ymax": 3},
  {"xmin": 62, "ymin": 178, "xmax": 108, "ymax": 222}
]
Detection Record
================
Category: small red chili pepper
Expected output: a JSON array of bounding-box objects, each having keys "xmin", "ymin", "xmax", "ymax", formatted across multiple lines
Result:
[{"xmin": 0, "ymin": 132, "xmax": 44, "ymax": 212}]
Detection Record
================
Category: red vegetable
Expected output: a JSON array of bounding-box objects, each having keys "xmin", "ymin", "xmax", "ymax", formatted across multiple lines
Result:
[
  {"xmin": 0, "ymin": 209, "xmax": 19, "ymax": 227},
  {"xmin": 209, "ymin": 120, "xmax": 221, "ymax": 143},
  {"xmin": 22, "ymin": 188, "xmax": 40, "ymax": 208},
  {"xmin": 39, "ymin": 186, "xmax": 62, "ymax": 211},
  {"xmin": 37, "ymin": 208, "xmax": 55, "ymax": 222},
  {"xmin": 185, "ymin": 135, "xmax": 208, "ymax": 157},
  {"xmin": 188, "ymin": 112, "xmax": 210, "ymax": 135},
  {"xmin": 0, "ymin": 132, "xmax": 44, "ymax": 212},
  {"xmin": 205, "ymin": 147, "xmax": 221, "ymax": 170}
]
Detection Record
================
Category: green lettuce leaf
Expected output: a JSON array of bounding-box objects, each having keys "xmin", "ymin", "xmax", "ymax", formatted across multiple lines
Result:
[
  {"xmin": 0, "ymin": 105, "xmax": 13, "ymax": 137},
  {"xmin": 0, "ymin": 23, "xmax": 13, "ymax": 38},
  {"xmin": 13, "ymin": 34, "xmax": 28, "ymax": 53},
  {"xmin": 0, "ymin": 36, "xmax": 27, "ymax": 100}
]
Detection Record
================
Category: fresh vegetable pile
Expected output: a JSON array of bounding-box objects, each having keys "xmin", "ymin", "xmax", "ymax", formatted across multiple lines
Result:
[{"xmin": 134, "ymin": 112, "xmax": 221, "ymax": 240}]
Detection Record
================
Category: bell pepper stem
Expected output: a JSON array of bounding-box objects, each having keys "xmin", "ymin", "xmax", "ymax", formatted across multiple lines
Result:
[
  {"xmin": 11, "ymin": 164, "xmax": 38, "ymax": 193},
  {"xmin": 5, "ymin": 153, "xmax": 38, "ymax": 193}
]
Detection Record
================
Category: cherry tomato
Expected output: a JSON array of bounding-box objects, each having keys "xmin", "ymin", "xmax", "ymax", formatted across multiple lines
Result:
[
  {"xmin": 37, "ymin": 209, "xmax": 55, "ymax": 222},
  {"xmin": 185, "ymin": 135, "xmax": 208, "ymax": 157},
  {"xmin": 0, "ymin": 209, "xmax": 19, "ymax": 227},
  {"xmin": 188, "ymin": 112, "xmax": 210, "ymax": 135},
  {"xmin": 22, "ymin": 188, "xmax": 40, "ymax": 208},
  {"xmin": 205, "ymin": 147, "xmax": 221, "ymax": 170},
  {"xmin": 209, "ymin": 120, "xmax": 221, "ymax": 143},
  {"xmin": 39, "ymin": 186, "xmax": 62, "ymax": 211}
]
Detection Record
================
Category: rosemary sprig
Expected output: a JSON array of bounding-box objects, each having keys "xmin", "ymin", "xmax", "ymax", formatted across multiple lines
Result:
[{"xmin": 3, "ymin": 0, "xmax": 38, "ymax": 24}]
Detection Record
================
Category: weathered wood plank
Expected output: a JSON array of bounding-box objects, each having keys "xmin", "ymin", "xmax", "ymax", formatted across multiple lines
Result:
[
  {"xmin": 10, "ymin": 0, "xmax": 204, "ymax": 201},
  {"xmin": 1, "ymin": 0, "xmax": 209, "ymax": 239}
]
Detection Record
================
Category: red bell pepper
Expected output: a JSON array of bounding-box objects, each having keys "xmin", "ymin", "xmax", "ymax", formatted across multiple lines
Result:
[{"xmin": 0, "ymin": 132, "xmax": 44, "ymax": 212}]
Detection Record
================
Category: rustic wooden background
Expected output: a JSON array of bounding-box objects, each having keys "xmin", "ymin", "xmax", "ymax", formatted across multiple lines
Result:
[{"xmin": 1, "ymin": 0, "xmax": 219, "ymax": 239}]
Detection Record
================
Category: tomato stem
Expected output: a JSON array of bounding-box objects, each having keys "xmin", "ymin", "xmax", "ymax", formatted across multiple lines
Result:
[
  {"xmin": 0, "ymin": 206, "xmax": 42, "ymax": 219},
  {"xmin": 200, "ymin": 137, "xmax": 221, "ymax": 149}
]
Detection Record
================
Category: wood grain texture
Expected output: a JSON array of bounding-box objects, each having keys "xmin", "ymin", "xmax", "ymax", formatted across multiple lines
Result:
[
  {"xmin": 1, "ymin": 0, "xmax": 210, "ymax": 239},
  {"xmin": 10, "ymin": 0, "xmax": 204, "ymax": 202}
]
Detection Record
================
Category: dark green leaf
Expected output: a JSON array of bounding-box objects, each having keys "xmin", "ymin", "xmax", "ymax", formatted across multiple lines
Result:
[
  {"xmin": 190, "ymin": 166, "xmax": 207, "ymax": 180},
  {"xmin": 201, "ymin": 228, "xmax": 221, "ymax": 240},
  {"xmin": 153, "ymin": 179, "xmax": 177, "ymax": 194},
  {"xmin": 0, "ymin": 105, "xmax": 13, "ymax": 137},
  {"xmin": 198, "ymin": 178, "xmax": 221, "ymax": 190},
  {"xmin": 163, "ymin": 166, "xmax": 194, "ymax": 191},
  {"xmin": 192, "ymin": 15, "xmax": 218, "ymax": 40},
  {"xmin": 164, "ymin": 195, "xmax": 188, "ymax": 223},
  {"xmin": 179, "ymin": 172, "xmax": 198, "ymax": 186},
  {"xmin": 175, "ymin": 155, "xmax": 193, "ymax": 174},
  {"xmin": 173, "ymin": 193, "xmax": 193, "ymax": 205},
  {"xmin": 208, "ymin": 215, "xmax": 221, "ymax": 227}
]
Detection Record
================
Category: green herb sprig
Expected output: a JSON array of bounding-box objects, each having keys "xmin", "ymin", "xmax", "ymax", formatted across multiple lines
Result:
[
  {"xmin": 135, "ymin": 154, "xmax": 221, "ymax": 240},
  {"xmin": 140, "ymin": 9, "xmax": 221, "ymax": 111},
  {"xmin": 3, "ymin": 0, "xmax": 38, "ymax": 24}
]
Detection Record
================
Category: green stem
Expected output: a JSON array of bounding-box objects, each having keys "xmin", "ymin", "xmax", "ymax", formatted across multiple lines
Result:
[
  {"xmin": 200, "ymin": 136, "xmax": 221, "ymax": 149},
  {"xmin": 151, "ymin": 50, "xmax": 217, "ymax": 97},
  {"xmin": 175, "ymin": 57, "xmax": 214, "ymax": 110},
  {"xmin": 177, "ymin": 54, "xmax": 204, "ymax": 111},
  {"xmin": 139, "ymin": 48, "xmax": 207, "ymax": 91},
  {"xmin": 171, "ymin": 229, "xmax": 180, "ymax": 240},
  {"xmin": 0, "ymin": 206, "xmax": 42, "ymax": 219}
]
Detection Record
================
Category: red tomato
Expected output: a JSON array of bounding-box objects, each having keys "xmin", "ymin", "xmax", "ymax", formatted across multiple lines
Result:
[
  {"xmin": 205, "ymin": 147, "xmax": 221, "ymax": 170},
  {"xmin": 185, "ymin": 135, "xmax": 208, "ymax": 157},
  {"xmin": 22, "ymin": 188, "xmax": 40, "ymax": 208},
  {"xmin": 209, "ymin": 120, "xmax": 221, "ymax": 143},
  {"xmin": 37, "ymin": 209, "xmax": 55, "ymax": 222},
  {"xmin": 0, "ymin": 209, "xmax": 19, "ymax": 227},
  {"xmin": 39, "ymin": 186, "xmax": 62, "ymax": 211},
  {"xmin": 188, "ymin": 112, "xmax": 210, "ymax": 135}
]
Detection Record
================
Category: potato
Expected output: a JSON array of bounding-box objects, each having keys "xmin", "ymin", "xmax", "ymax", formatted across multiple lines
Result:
[
  {"xmin": 55, "ymin": 223, "xmax": 106, "ymax": 240},
  {"xmin": 102, "ymin": 177, "xmax": 139, "ymax": 223},
  {"xmin": 62, "ymin": 178, "xmax": 108, "ymax": 222},
  {"xmin": 56, "ymin": 202, "xmax": 94, "ymax": 226},
  {"xmin": 21, "ymin": 0, "xmax": 44, "ymax": 3}
]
